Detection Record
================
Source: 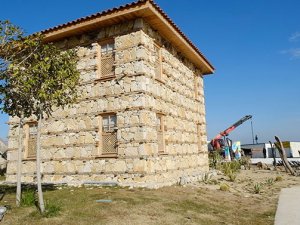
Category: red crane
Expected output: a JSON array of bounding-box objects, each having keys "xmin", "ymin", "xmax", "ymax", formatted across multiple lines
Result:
[{"xmin": 210, "ymin": 115, "xmax": 253, "ymax": 150}]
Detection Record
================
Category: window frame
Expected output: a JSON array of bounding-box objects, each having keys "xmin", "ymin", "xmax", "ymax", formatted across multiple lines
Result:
[
  {"xmin": 194, "ymin": 75, "xmax": 201, "ymax": 101},
  {"xmin": 197, "ymin": 123, "xmax": 202, "ymax": 152},
  {"xmin": 97, "ymin": 113, "xmax": 118, "ymax": 157},
  {"xmin": 156, "ymin": 113, "xmax": 166, "ymax": 154},
  {"xmin": 153, "ymin": 43, "xmax": 163, "ymax": 82},
  {"xmin": 24, "ymin": 121, "xmax": 38, "ymax": 159},
  {"xmin": 97, "ymin": 39, "xmax": 115, "ymax": 80}
]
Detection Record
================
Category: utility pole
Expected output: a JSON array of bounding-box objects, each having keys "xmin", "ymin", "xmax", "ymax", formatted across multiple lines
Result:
[{"xmin": 251, "ymin": 119, "xmax": 255, "ymax": 144}]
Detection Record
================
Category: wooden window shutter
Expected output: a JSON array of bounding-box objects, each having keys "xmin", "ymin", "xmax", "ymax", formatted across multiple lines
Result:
[
  {"xmin": 100, "ymin": 42, "xmax": 115, "ymax": 78},
  {"xmin": 154, "ymin": 44, "xmax": 162, "ymax": 81},
  {"xmin": 101, "ymin": 114, "xmax": 118, "ymax": 156}
]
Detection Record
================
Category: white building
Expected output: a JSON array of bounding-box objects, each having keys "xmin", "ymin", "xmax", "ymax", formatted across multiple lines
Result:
[{"xmin": 241, "ymin": 142, "xmax": 300, "ymax": 158}]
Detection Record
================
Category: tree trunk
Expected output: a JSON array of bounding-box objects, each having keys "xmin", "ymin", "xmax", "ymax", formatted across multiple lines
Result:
[
  {"xmin": 16, "ymin": 115, "xmax": 24, "ymax": 207},
  {"xmin": 36, "ymin": 113, "xmax": 45, "ymax": 213},
  {"xmin": 274, "ymin": 136, "xmax": 296, "ymax": 176}
]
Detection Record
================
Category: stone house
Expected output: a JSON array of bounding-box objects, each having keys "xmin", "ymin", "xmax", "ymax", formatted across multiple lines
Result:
[{"xmin": 6, "ymin": 0, "xmax": 214, "ymax": 188}]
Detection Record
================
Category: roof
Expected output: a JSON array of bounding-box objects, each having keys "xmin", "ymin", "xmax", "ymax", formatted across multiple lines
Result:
[{"xmin": 42, "ymin": 0, "xmax": 214, "ymax": 75}]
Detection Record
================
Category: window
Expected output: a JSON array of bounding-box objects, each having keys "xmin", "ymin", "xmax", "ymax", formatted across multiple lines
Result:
[
  {"xmin": 99, "ymin": 42, "xmax": 115, "ymax": 78},
  {"xmin": 100, "ymin": 114, "xmax": 117, "ymax": 156},
  {"xmin": 156, "ymin": 114, "xmax": 165, "ymax": 153},
  {"xmin": 194, "ymin": 76, "xmax": 199, "ymax": 100},
  {"xmin": 24, "ymin": 122, "xmax": 37, "ymax": 158},
  {"xmin": 154, "ymin": 44, "xmax": 162, "ymax": 81},
  {"xmin": 197, "ymin": 123, "xmax": 201, "ymax": 152}
]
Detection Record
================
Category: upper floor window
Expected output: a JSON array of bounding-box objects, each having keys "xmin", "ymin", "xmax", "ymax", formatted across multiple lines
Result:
[
  {"xmin": 99, "ymin": 41, "xmax": 115, "ymax": 78},
  {"xmin": 194, "ymin": 76, "xmax": 200, "ymax": 100},
  {"xmin": 154, "ymin": 44, "xmax": 162, "ymax": 81}
]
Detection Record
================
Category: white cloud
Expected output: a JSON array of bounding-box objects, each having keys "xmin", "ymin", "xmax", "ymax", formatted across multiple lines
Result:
[
  {"xmin": 281, "ymin": 48, "xmax": 300, "ymax": 59},
  {"xmin": 289, "ymin": 32, "xmax": 300, "ymax": 42}
]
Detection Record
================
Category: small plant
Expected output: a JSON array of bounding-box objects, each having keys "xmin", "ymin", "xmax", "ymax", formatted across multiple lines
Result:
[
  {"xmin": 275, "ymin": 176, "xmax": 283, "ymax": 182},
  {"xmin": 222, "ymin": 161, "xmax": 241, "ymax": 176},
  {"xmin": 253, "ymin": 183, "xmax": 262, "ymax": 194},
  {"xmin": 202, "ymin": 173, "xmax": 211, "ymax": 184},
  {"xmin": 43, "ymin": 201, "xmax": 62, "ymax": 218},
  {"xmin": 219, "ymin": 183, "xmax": 230, "ymax": 191},
  {"xmin": 265, "ymin": 178, "xmax": 274, "ymax": 185},
  {"xmin": 227, "ymin": 171, "xmax": 237, "ymax": 182},
  {"xmin": 210, "ymin": 179, "xmax": 219, "ymax": 185},
  {"xmin": 21, "ymin": 190, "xmax": 36, "ymax": 207},
  {"xmin": 239, "ymin": 156, "xmax": 251, "ymax": 169},
  {"xmin": 209, "ymin": 150, "xmax": 222, "ymax": 169}
]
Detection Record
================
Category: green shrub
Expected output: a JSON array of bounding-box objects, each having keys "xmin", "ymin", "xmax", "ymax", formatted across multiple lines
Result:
[
  {"xmin": 239, "ymin": 156, "xmax": 251, "ymax": 169},
  {"xmin": 227, "ymin": 171, "xmax": 237, "ymax": 182},
  {"xmin": 209, "ymin": 150, "xmax": 222, "ymax": 169},
  {"xmin": 21, "ymin": 190, "xmax": 36, "ymax": 207},
  {"xmin": 275, "ymin": 176, "xmax": 283, "ymax": 182},
  {"xmin": 221, "ymin": 161, "xmax": 241, "ymax": 176},
  {"xmin": 219, "ymin": 183, "xmax": 230, "ymax": 191}
]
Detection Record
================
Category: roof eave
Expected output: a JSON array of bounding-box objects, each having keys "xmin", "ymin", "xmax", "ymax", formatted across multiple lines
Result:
[{"xmin": 43, "ymin": 0, "xmax": 214, "ymax": 75}]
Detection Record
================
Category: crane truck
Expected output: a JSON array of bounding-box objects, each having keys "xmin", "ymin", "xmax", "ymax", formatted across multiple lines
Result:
[{"xmin": 210, "ymin": 115, "xmax": 253, "ymax": 151}]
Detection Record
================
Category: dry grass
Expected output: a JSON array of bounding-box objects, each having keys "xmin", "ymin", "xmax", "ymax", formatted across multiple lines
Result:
[{"xmin": 0, "ymin": 168, "xmax": 299, "ymax": 225}]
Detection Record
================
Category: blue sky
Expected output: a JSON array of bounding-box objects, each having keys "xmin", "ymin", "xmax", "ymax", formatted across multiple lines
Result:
[{"xmin": 1, "ymin": 0, "xmax": 299, "ymax": 144}]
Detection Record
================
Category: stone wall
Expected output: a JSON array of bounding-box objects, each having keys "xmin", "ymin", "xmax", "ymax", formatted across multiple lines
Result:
[{"xmin": 6, "ymin": 18, "xmax": 209, "ymax": 188}]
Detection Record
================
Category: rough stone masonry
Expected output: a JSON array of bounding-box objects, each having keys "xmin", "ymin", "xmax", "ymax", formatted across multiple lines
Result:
[{"xmin": 6, "ymin": 1, "xmax": 214, "ymax": 188}]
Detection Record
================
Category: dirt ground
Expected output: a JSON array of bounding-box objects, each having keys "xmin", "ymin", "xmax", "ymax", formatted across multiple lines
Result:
[{"xmin": 1, "ymin": 167, "xmax": 300, "ymax": 225}]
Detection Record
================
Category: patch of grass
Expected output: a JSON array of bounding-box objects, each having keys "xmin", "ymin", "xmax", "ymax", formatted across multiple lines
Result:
[
  {"xmin": 166, "ymin": 200, "xmax": 214, "ymax": 214},
  {"xmin": 21, "ymin": 190, "xmax": 36, "ymax": 207},
  {"xmin": 44, "ymin": 201, "xmax": 62, "ymax": 217},
  {"xmin": 29, "ymin": 200, "xmax": 62, "ymax": 218},
  {"xmin": 275, "ymin": 176, "xmax": 283, "ymax": 182}
]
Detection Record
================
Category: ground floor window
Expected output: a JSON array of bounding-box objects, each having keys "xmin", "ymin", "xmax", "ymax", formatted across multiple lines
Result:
[
  {"xmin": 157, "ymin": 114, "xmax": 165, "ymax": 153},
  {"xmin": 24, "ymin": 122, "xmax": 37, "ymax": 158},
  {"xmin": 100, "ymin": 114, "xmax": 117, "ymax": 156},
  {"xmin": 197, "ymin": 123, "xmax": 201, "ymax": 152}
]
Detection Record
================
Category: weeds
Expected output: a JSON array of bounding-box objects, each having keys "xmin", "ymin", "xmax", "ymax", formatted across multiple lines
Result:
[
  {"xmin": 202, "ymin": 173, "xmax": 211, "ymax": 184},
  {"xmin": 275, "ymin": 176, "xmax": 283, "ymax": 182},
  {"xmin": 227, "ymin": 171, "xmax": 237, "ymax": 182},
  {"xmin": 29, "ymin": 200, "xmax": 62, "ymax": 218},
  {"xmin": 221, "ymin": 161, "xmax": 240, "ymax": 182},
  {"xmin": 222, "ymin": 161, "xmax": 241, "ymax": 174},
  {"xmin": 209, "ymin": 150, "xmax": 222, "ymax": 169},
  {"xmin": 21, "ymin": 190, "xmax": 36, "ymax": 207},
  {"xmin": 43, "ymin": 201, "xmax": 62, "ymax": 217},
  {"xmin": 265, "ymin": 178, "xmax": 274, "ymax": 186},
  {"xmin": 253, "ymin": 183, "xmax": 262, "ymax": 194},
  {"xmin": 239, "ymin": 156, "xmax": 251, "ymax": 169}
]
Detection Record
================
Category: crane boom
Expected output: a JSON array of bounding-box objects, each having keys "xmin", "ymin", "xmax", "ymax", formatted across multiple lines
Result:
[{"xmin": 211, "ymin": 115, "xmax": 252, "ymax": 150}]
